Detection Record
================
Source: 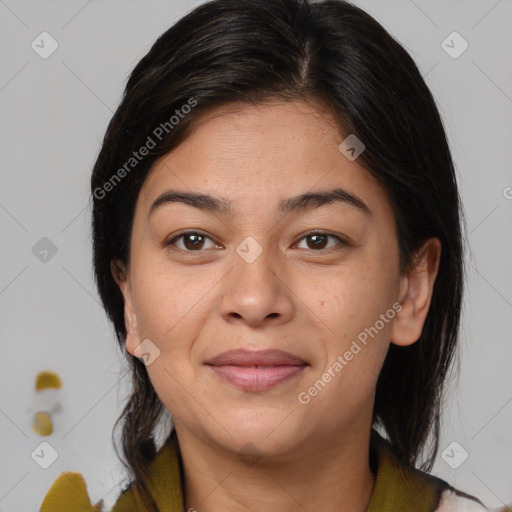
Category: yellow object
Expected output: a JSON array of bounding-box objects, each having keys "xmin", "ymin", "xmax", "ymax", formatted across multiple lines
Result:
[
  {"xmin": 32, "ymin": 411, "xmax": 53, "ymax": 436},
  {"xmin": 35, "ymin": 371, "xmax": 62, "ymax": 391},
  {"xmin": 40, "ymin": 473, "xmax": 103, "ymax": 511}
]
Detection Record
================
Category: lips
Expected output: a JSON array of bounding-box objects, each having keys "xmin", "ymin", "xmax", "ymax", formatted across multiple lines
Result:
[
  {"xmin": 205, "ymin": 348, "xmax": 307, "ymax": 367},
  {"xmin": 205, "ymin": 349, "xmax": 308, "ymax": 391}
]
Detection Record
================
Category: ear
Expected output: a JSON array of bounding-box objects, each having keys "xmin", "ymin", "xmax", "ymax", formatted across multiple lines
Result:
[
  {"xmin": 390, "ymin": 237, "xmax": 442, "ymax": 347},
  {"xmin": 110, "ymin": 259, "xmax": 140, "ymax": 358}
]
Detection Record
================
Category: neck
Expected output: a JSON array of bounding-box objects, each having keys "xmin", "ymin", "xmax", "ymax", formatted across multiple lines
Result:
[{"xmin": 175, "ymin": 425, "xmax": 376, "ymax": 512}]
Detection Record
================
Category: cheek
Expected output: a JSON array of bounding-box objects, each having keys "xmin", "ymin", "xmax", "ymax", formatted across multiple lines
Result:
[
  {"xmin": 132, "ymin": 260, "xmax": 214, "ymax": 342},
  {"xmin": 145, "ymin": 363, "xmax": 198, "ymax": 428},
  {"xmin": 131, "ymin": 265, "xmax": 220, "ymax": 405},
  {"xmin": 304, "ymin": 260, "xmax": 395, "ymax": 334},
  {"xmin": 300, "ymin": 262, "xmax": 396, "ymax": 391}
]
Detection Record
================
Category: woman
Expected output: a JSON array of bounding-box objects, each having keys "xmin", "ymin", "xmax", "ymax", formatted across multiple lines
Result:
[{"xmin": 40, "ymin": 0, "xmax": 490, "ymax": 510}]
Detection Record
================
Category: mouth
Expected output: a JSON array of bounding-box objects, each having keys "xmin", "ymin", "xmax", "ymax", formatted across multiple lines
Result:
[{"xmin": 205, "ymin": 348, "xmax": 308, "ymax": 391}]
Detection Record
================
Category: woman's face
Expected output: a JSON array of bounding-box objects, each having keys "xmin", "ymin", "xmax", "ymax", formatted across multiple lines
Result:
[{"xmin": 113, "ymin": 99, "xmax": 435, "ymax": 459}]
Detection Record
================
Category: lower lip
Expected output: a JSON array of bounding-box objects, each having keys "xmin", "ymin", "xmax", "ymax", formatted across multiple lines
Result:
[{"xmin": 208, "ymin": 364, "xmax": 306, "ymax": 391}]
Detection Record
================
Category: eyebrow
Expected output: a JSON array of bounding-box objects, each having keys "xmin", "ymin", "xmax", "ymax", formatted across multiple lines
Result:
[{"xmin": 146, "ymin": 187, "xmax": 373, "ymax": 221}]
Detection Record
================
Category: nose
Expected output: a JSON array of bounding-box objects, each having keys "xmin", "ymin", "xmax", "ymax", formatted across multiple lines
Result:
[{"xmin": 219, "ymin": 242, "xmax": 295, "ymax": 328}]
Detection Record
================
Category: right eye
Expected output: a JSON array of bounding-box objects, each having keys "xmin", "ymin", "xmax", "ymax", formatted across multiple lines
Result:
[{"xmin": 164, "ymin": 231, "xmax": 222, "ymax": 252}]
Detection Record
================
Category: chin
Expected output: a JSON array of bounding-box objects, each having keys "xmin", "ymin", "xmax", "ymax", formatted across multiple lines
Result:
[{"xmin": 211, "ymin": 413, "xmax": 306, "ymax": 460}]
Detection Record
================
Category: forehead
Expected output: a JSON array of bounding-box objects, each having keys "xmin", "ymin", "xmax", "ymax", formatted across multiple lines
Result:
[{"xmin": 138, "ymin": 100, "xmax": 389, "ymax": 220}]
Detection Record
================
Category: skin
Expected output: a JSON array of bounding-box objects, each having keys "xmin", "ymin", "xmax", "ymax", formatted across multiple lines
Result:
[{"xmin": 112, "ymin": 99, "xmax": 441, "ymax": 512}]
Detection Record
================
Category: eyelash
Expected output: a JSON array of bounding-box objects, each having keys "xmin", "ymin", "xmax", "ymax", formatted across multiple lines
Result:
[{"xmin": 164, "ymin": 230, "xmax": 349, "ymax": 253}]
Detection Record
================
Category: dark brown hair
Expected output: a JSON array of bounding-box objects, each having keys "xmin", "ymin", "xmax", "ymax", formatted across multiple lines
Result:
[{"xmin": 90, "ymin": 0, "xmax": 466, "ymax": 506}]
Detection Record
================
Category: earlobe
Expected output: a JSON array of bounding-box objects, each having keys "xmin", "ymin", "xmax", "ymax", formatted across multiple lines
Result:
[
  {"xmin": 110, "ymin": 259, "xmax": 127, "ymax": 288},
  {"xmin": 124, "ymin": 312, "xmax": 140, "ymax": 358},
  {"xmin": 110, "ymin": 259, "xmax": 140, "ymax": 357},
  {"xmin": 390, "ymin": 238, "xmax": 442, "ymax": 347}
]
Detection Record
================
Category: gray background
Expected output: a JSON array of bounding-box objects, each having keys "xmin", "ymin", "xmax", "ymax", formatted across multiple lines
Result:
[{"xmin": 1, "ymin": 0, "xmax": 511, "ymax": 510}]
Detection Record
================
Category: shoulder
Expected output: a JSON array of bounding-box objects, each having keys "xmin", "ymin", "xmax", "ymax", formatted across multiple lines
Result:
[{"xmin": 436, "ymin": 489, "xmax": 490, "ymax": 511}]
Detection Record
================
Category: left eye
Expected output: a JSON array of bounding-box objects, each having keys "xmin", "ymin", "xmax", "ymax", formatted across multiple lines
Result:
[{"xmin": 295, "ymin": 232, "xmax": 346, "ymax": 251}]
